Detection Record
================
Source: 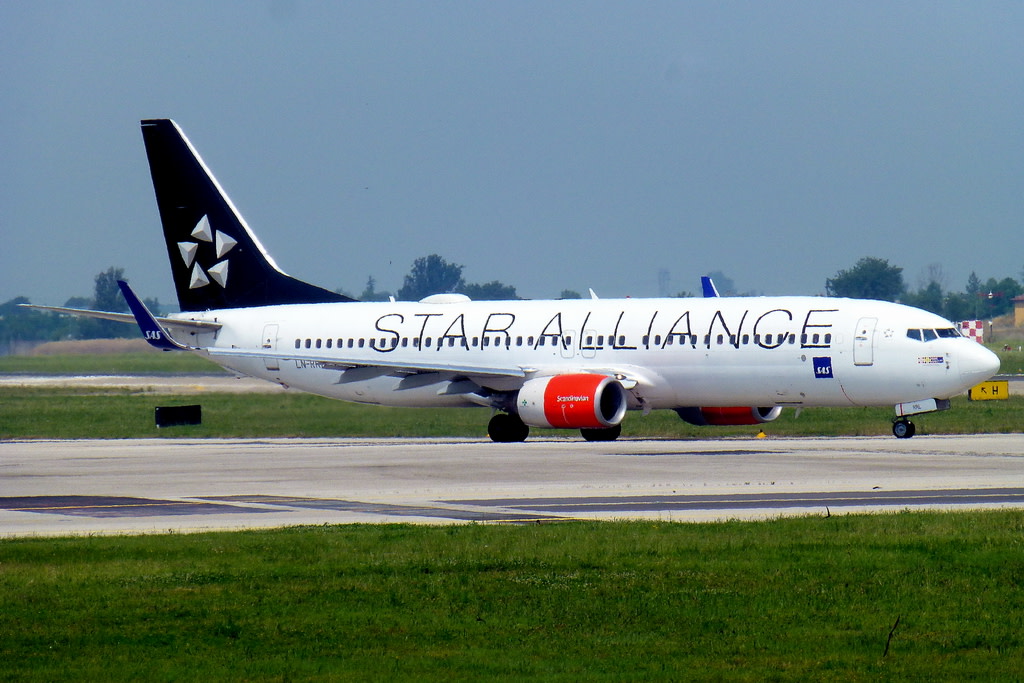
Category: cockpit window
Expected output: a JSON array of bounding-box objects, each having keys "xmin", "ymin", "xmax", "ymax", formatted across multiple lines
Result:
[{"xmin": 908, "ymin": 327, "xmax": 961, "ymax": 342}]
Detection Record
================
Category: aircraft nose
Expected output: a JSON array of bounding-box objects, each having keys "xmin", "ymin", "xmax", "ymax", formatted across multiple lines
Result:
[{"xmin": 960, "ymin": 343, "xmax": 1001, "ymax": 387}]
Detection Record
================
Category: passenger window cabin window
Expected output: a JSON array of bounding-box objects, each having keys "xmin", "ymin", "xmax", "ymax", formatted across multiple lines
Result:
[
  {"xmin": 316, "ymin": 339, "xmax": 322, "ymax": 349},
  {"xmin": 717, "ymin": 335, "xmax": 724, "ymax": 345},
  {"xmin": 765, "ymin": 334, "xmax": 773, "ymax": 345},
  {"xmin": 305, "ymin": 339, "xmax": 311, "ymax": 349},
  {"xmin": 642, "ymin": 335, "xmax": 649, "ymax": 346},
  {"xmin": 654, "ymin": 335, "xmax": 662, "ymax": 346},
  {"xmin": 294, "ymin": 339, "xmax": 301, "ymax": 349},
  {"xmin": 812, "ymin": 334, "xmax": 819, "ymax": 345},
  {"xmin": 326, "ymin": 339, "xmax": 332, "ymax": 349},
  {"xmin": 824, "ymin": 334, "xmax": 832, "ymax": 344}
]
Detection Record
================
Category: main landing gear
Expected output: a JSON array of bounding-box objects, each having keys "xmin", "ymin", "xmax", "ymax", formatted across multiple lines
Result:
[
  {"xmin": 892, "ymin": 418, "xmax": 916, "ymax": 439},
  {"xmin": 487, "ymin": 413, "xmax": 624, "ymax": 443},
  {"xmin": 488, "ymin": 413, "xmax": 530, "ymax": 443}
]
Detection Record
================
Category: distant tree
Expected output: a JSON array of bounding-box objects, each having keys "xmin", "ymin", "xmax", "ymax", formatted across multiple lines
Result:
[
  {"xmin": 88, "ymin": 267, "xmax": 132, "ymax": 338},
  {"xmin": 558, "ymin": 290, "xmax": 582, "ymax": 300},
  {"xmin": 460, "ymin": 280, "xmax": 518, "ymax": 300},
  {"xmin": 359, "ymin": 275, "xmax": 392, "ymax": 302},
  {"xmin": 904, "ymin": 281, "xmax": 944, "ymax": 315},
  {"xmin": 825, "ymin": 257, "xmax": 904, "ymax": 301},
  {"xmin": 941, "ymin": 292, "xmax": 974, "ymax": 323},
  {"xmin": 916, "ymin": 263, "xmax": 948, "ymax": 292},
  {"xmin": 142, "ymin": 297, "xmax": 164, "ymax": 316},
  {"xmin": 63, "ymin": 296, "xmax": 91, "ymax": 309},
  {"xmin": 966, "ymin": 271, "xmax": 982, "ymax": 298},
  {"xmin": 397, "ymin": 255, "xmax": 465, "ymax": 301},
  {"xmin": 978, "ymin": 277, "xmax": 1022, "ymax": 319},
  {"xmin": 94, "ymin": 267, "xmax": 128, "ymax": 313},
  {"xmin": 673, "ymin": 291, "xmax": 695, "ymax": 298},
  {"xmin": 0, "ymin": 297, "xmax": 70, "ymax": 351}
]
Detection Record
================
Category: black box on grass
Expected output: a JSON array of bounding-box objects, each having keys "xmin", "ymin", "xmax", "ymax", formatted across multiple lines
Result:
[{"xmin": 155, "ymin": 404, "xmax": 202, "ymax": 428}]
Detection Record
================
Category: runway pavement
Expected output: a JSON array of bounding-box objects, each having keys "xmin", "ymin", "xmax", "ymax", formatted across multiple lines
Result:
[{"xmin": 2, "ymin": 435, "xmax": 1023, "ymax": 536}]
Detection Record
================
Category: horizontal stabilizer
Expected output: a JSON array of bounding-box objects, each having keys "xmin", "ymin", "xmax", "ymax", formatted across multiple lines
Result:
[{"xmin": 18, "ymin": 304, "xmax": 221, "ymax": 332}]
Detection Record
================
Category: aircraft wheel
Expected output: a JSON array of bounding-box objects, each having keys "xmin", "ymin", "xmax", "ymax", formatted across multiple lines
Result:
[
  {"xmin": 488, "ymin": 413, "xmax": 529, "ymax": 443},
  {"xmin": 892, "ymin": 419, "xmax": 916, "ymax": 439},
  {"xmin": 581, "ymin": 424, "xmax": 622, "ymax": 442}
]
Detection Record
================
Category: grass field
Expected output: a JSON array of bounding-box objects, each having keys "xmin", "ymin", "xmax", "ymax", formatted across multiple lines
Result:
[
  {"xmin": 1, "ymin": 386, "xmax": 1021, "ymax": 440},
  {"xmin": 2, "ymin": 513, "xmax": 1023, "ymax": 680}
]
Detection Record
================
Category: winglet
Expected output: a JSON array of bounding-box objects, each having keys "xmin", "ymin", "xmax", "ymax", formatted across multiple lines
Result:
[
  {"xmin": 701, "ymin": 276, "xmax": 720, "ymax": 298},
  {"xmin": 117, "ymin": 280, "xmax": 190, "ymax": 351}
]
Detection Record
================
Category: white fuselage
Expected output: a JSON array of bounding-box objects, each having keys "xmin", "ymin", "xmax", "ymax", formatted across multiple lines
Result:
[{"xmin": 168, "ymin": 295, "xmax": 999, "ymax": 413}]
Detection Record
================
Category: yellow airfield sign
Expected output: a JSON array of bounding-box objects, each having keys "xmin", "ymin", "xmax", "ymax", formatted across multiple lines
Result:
[{"xmin": 968, "ymin": 380, "xmax": 1009, "ymax": 401}]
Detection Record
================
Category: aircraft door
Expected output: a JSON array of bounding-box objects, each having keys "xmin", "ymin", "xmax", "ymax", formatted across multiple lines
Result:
[
  {"xmin": 580, "ymin": 329, "xmax": 598, "ymax": 359},
  {"xmin": 560, "ymin": 330, "xmax": 576, "ymax": 359},
  {"xmin": 853, "ymin": 317, "xmax": 876, "ymax": 366},
  {"xmin": 261, "ymin": 324, "xmax": 280, "ymax": 371}
]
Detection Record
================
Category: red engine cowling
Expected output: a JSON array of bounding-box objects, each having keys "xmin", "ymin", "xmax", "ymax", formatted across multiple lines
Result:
[
  {"xmin": 517, "ymin": 374, "xmax": 628, "ymax": 429},
  {"xmin": 675, "ymin": 406, "xmax": 782, "ymax": 426}
]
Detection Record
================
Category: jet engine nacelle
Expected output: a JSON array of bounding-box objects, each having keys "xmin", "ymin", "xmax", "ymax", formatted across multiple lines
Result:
[
  {"xmin": 517, "ymin": 374, "xmax": 628, "ymax": 429},
  {"xmin": 675, "ymin": 406, "xmax": 783, "ymax": 426}
]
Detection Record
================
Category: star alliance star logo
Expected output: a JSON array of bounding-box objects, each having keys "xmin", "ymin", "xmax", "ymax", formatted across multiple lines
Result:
[{"xmin": 177, "ymin": 215, "xmax": 237, "ymax": 289}]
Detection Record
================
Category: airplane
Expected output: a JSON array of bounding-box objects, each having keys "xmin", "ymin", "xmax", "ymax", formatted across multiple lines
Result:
[{"xmin": 26, "ymin": 119, "xmax": 1000, "ymax": 442}]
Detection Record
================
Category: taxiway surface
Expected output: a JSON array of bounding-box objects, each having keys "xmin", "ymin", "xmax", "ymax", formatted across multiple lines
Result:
[{"xmin": 2, "ymin": 435, "xmax": 1023, "ymax": 536}]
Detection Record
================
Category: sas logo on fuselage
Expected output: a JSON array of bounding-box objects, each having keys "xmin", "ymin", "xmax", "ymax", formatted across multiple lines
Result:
[{"xmin": 813, "ymin": 357, "xmax": 833, "ymax": 379}]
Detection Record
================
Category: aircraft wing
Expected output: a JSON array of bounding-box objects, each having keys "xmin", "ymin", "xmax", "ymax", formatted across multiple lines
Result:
[{"xmin": 204, "ymin": 346, "xmax": 529, "ymax": 379}]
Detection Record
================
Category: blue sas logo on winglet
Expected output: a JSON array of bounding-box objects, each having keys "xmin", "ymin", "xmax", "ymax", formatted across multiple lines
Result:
[{"xmin": 813, "ymin": 357, "xmax": 834, "ymax": 378}]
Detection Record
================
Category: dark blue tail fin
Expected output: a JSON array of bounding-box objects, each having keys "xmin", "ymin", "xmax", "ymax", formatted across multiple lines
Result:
[{"xmin": 141, "ymin": 119, "xmax": 353, "ymax": 311}]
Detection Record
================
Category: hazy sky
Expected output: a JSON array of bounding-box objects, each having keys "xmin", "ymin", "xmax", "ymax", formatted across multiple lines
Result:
[{"xmin": 3, "ymin": 2, "xmax": 1022, "ymax": 307}]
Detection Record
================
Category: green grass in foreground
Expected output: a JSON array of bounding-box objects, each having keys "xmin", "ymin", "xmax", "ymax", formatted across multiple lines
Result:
[
  {"xmin": 1, "ymin": 513, "xmax": 1023, "ymax": 680},
  {"xmin": 1, "ymin": 386, "xmax": 1022, "ymax": 439}
]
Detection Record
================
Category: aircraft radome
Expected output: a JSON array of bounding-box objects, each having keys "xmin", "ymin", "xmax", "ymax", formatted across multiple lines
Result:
[{"xmin": 26, "ymin": 120, "xmax": 1001, "ymax": 442}]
